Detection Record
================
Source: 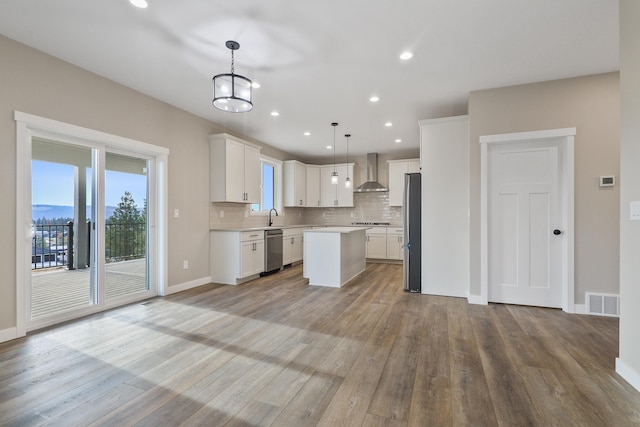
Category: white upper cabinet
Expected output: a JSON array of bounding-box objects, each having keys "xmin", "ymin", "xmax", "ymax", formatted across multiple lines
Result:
[
  {"xmin": 210, "ymin": 133, "xmax": 261, "ymax": 204},
  {"xmin": 283, "ymin": 160, "xmax": 307, "ymax": 207},
  {"xmin": 387, "ymin": 159, "xmax": 420, "ymax": 207},
  {"xmin": 320, "ymin": 163, "xmax": 354, "ymax": 207},
  {"xmin": 306, "ymin": 165, "xmax": 321, "ymax": 207}
]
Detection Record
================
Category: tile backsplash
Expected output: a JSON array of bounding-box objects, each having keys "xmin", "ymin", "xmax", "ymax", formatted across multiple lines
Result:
[
  {"xmin": 210, "ymin": 192, "xmax": 401, "ymax": 229},
  {"xmin": 303, "ymin": 192, "xmax": 402, "ymax": 226}
]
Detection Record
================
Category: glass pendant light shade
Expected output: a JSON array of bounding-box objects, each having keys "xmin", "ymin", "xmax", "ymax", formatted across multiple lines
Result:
[
  {"xmin": 213, "ymin": 41, "xmax": 253, "ymax": 113},
  {"xmin": 331, "ymin": 122, "xmax": 339, "ymax": 184},
  {"xmin": 345, "ymin": 133, "xmax": 351, "ymax": 188},
  {"xmin": 213, "ymin": 73, "xmax": 253, "ymax": 112}
]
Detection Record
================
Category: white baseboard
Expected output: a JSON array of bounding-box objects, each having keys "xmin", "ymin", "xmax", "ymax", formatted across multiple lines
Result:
[
  {"xmin": 467, "ymin": 295, "xmax": 487, "ymax": 305},
  {"xmin": 165, "ymin": 276, "xmax": 212, "ymax": 295},
  {"xmin": 573, "ymin": 304, "xmax": 586, "ymax": 314},
  {"xmin": 616, "ymin": 358, "xmax": 640, "ymax": 393},
  {"xmin": 0, "ymin": 327, "xmax": 18, "ymax": 344}
]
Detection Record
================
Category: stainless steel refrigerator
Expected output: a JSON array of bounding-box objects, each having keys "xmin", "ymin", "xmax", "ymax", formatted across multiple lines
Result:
[{"xmin": 403, "ymin": 173, "xmax": 421, "ymax": 292}]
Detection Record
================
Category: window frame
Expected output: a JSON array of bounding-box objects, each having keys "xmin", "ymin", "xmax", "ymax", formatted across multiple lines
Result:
[{"xmin": 251, "ymin": 155, "xmax": 282, "ymax": 215}]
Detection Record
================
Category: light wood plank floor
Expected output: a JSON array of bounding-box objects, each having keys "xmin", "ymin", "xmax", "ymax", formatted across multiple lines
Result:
[{"xmin": 2, "ymin": 263, "xmax": 639, "ymax": 426}]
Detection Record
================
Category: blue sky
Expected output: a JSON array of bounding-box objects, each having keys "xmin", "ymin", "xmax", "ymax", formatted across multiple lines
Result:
[{"xmin": 32, "ymin": 161, "xmax": 147, "ymax": 207}]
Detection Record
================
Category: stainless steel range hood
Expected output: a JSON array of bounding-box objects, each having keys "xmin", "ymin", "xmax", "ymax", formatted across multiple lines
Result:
[{"xmin": 354, "ymin": 153, "xmax": 388, "ymax": 192}]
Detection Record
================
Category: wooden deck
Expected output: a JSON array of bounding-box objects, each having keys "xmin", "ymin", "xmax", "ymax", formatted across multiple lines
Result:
[
  {"xmin": 31, "ymin": 258, "xmax": 147, "ymax": 320},
  {"xmin": 2, "ymin": 263, "xmax": 639, "ymax": 426}
]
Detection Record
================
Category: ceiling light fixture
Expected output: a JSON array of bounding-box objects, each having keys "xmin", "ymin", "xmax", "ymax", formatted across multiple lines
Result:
[
  {"xmin": 270, "ymin": 111, "xmax": 280, "ymax": 117},
  {"xmin": 395, "ymin": 138, "xmax": 402, "ymax": 143},
  {"xmin": 369, "ymin": 96, "xmax": 380, "ymax": 102},
  {"xmin": 385, "ymin": 122, "xmax": 393, "ymax": 127},
  {"xmin": 212, "ymin": 40, "xmax": 253, "ymax": 113},
  {"xmin": 344, "ymin": 134, "xmax": 352, "ymax": 189},
  {"xmin": 400, "ymin": 51, "xmax": 413, "ymax": 60},
  {"xmin": 331, "ymin": 122, "xmax": 339, "ymax": 185},
  {"xmin": 129, "ymin": 0, "xmax": 148, "ymax": 8},
  {"xmin": 304, "ymin": 131, "xmax": 311, "ymax": 136}
]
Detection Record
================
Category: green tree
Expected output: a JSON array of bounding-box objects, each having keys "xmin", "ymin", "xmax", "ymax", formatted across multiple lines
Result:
[{"xmin": 105, "ymin": 191, "xmax": 144, "ymax": 261}]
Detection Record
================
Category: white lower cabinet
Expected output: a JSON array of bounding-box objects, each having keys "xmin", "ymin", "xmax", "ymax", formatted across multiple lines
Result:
[
  {"xmin": 364, "ymin": 227, "xmax": 404, "ymax": 260},
  {"xmin": 240, "ymin": 239, "xmax": 264, "ymax": 277},
  {"xmin": 365, "ymin": 228, "xmax": 388, "ymax": 259},
  {"xmin": 386, "ymin": 228, "xmax": 404, "ymax": 260},
  {"xmin": 283, "ymin": 227, "xmax": 306, "ymax": 265},
  {"xmin": 211, "ymin": 230, "xmax": 264, "ymax": 285}
]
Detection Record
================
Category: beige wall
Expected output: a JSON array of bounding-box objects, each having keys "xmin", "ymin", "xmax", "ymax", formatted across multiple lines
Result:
[
  {"xmin": 619, "ymin": 0, "xmax": 640, "ymax": 387},
  {"xmin": 0, "ymin": 35, "xmax": 298, "ymax": 331},
  {"xmin": 468, "ymin": 72, "xmax": 620, "ymax": 304}
]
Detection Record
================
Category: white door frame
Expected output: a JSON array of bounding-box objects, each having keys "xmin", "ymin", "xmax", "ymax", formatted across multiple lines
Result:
[
  {"xmin": 14, "ymin": 111, "xmax": 169, "ymax": 338},
  {"xmin": 479, "ymin": 128, "xmax": 575, "ymax": 312}
]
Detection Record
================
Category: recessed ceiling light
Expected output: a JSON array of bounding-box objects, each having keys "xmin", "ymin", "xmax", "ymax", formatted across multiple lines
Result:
[
  {"xmin": 385, "ymin": 122, "xmax": 393, "ymax": 127},
  {"xmin": 395, "ymin": 139, "xmax": 402, "ymax": 143},
  {"xmin": 399, "ymin": 51, "xmax": 413, "ymax": 60},
  {"xmin": 326, "ymin": 145, "xmax": 332, "ymax": 150},
  {"xmin": 129, "ymin": 0, "xmax": 148, "ymax": 8},
  {"xmin": 270, "ymin": 111, "xmax": 279, "ymax": 117},
  {"xmin": 251, "ymin": 82, "xmax": 261, "ymax": 89},
  {"xmin": 304, "ymin": 131, "xmax": 311, "ymax": 136},
  {"xmin": 369, "ymin": 96, "xmax": 380, "ymax": 102}
]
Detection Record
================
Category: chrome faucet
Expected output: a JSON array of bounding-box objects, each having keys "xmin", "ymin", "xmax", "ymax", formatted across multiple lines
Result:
[{"xmin": 268, "ymin": 208, "xmax": 278, "ymax": 227}]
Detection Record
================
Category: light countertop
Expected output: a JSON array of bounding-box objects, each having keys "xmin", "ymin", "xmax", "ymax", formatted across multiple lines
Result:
[{"xmin": 304, "ymin": 227, "xmax": 369, "ymax": 234}]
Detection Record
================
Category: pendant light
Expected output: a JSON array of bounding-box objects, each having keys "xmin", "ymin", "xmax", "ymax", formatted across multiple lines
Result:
[
  {"xmin": 331, "ymin": 122, "xmax": 339, "ymax": 184},
  {"xmin": 344, "ymin": 134, "xmax": 352, "ymax": 188},
  {"xmin": 212, "ymin": 41, "xmax": 253, "ymax": 113}
]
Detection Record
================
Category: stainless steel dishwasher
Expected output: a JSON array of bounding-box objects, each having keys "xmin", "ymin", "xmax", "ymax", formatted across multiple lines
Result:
[{"xmin": 264, "ymin": 229, "xmax": 283, "ymax": 273}]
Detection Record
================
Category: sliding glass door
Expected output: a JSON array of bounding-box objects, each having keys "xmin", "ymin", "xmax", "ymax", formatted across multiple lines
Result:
[
  {"xmin": 104, "ymin": 152, "xmax": 149, "ymax": 299},
  {"xmin": 31, "ymin": 140, "xmax": 97, "ymax": 320},
  {"xmin": 28, "ymin": 139, "xmax": 156, "ymax": 328}
]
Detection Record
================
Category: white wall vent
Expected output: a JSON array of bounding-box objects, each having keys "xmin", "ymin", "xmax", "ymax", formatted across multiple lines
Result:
[{"xmin": 586, "ymin": 292, "xmax": 620, "ymax": 317}]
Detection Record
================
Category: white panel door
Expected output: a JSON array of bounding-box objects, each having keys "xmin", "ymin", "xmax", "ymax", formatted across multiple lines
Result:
[{"xmin": 489, "ymin": 145, "xmax": 562, "ymax": 308}]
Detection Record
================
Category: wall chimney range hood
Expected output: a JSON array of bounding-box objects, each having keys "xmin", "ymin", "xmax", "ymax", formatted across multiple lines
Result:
[{"xmin": 354, "ymin": 153, "xmax": 388, "ymax": 192}]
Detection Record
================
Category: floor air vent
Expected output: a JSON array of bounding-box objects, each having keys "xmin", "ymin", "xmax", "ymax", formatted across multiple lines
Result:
[{"xmin": 586, "ymin": 292, "xmax": 620, "ymax": 317}]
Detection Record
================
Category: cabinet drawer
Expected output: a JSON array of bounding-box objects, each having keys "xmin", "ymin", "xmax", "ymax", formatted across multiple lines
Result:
[
  {"xmin": 387, "ymin": 228, "xmax": 403, "ymax": 235},
  {"xmin": 241, "ymin": 231, "xmax": 264, "ymax": 242},
  {"xmin": 365, "ymin": 227, "xmax": 387, "ymax": 235}
]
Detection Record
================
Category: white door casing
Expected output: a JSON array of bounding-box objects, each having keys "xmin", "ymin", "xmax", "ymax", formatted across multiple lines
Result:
[
  {"xmin": 477, "ymin": 128, "xmax": 575, "ymax": 312},
  {"xmin": 489, "ymin": 143, "xmax": 561, "ymax": 307}
]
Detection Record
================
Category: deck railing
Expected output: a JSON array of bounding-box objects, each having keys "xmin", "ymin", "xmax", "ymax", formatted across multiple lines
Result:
[{"xmin": 32, "ymin": 221, "xmax": 146, "ymax": 270}]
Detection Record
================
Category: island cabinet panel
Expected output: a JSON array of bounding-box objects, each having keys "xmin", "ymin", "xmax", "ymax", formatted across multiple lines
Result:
[
  {"xmin": 306, "ymin": 166, "xmax": 321, "ymax": 207},
  {"xmin": 387, "ymin": 159, "xmax": 420, "ymax": 207},
  {"xmin": 210, "ymin": 133, "xmax": 261, "ymax": 204},
  {"xmin": 211, "ymin": 230, "xmax": 264, "ymax": 285},
  {"xmin": 284, "ymin": 160, "xmax": 307, "ymax": 207},
  {"xmin": 303, "ymin": 227, "xmax": 366, "ymax": 287}
]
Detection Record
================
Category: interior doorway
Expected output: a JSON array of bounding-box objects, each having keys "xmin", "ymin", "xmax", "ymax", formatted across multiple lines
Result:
[{"xmin": 479, "ymin": 128, "xmax": 575, "ymax": 312}]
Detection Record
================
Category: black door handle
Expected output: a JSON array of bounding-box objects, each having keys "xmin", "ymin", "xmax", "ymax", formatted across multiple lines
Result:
[{"xmin": 553, "ymin": 229, "xmax": 562, "ymax": 235}]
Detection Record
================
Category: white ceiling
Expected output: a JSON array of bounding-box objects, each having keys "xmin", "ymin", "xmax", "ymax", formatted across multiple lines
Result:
[{"xmin": 0, "ymin": 0, "xmax": 618, "ymax": 162}]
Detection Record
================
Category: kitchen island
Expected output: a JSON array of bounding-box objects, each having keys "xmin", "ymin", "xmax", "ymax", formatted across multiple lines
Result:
[{"xmin": 303, "ymin": 227, "xmax": 367, "ymax": 287}]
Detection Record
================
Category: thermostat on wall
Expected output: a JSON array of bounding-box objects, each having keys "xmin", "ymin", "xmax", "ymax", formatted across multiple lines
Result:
[{"xmin": 599, "ymin": 176, "xmax": 615, "ymax": 187}]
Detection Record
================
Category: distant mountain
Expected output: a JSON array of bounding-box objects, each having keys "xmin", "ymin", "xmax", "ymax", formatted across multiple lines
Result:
[{"xmin": 32, "ymin": 205, "xmax": 117, "ymax": 221}]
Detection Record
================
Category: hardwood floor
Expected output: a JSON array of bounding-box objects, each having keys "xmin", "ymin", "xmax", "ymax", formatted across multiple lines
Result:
[{"xmin": 1, "ymin": 263, "xmax": 639, "ymax": 426}]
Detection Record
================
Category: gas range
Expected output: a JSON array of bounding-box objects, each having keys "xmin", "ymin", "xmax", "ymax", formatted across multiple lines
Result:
[{"xmin": 351, "ymin": 221, "xmax": 391, "ymax": 226}]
